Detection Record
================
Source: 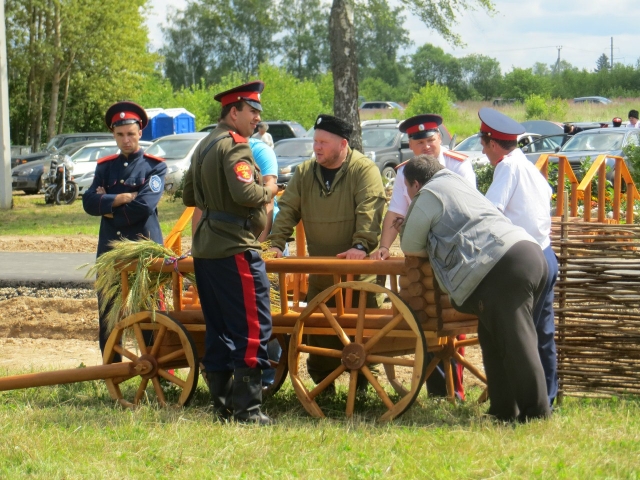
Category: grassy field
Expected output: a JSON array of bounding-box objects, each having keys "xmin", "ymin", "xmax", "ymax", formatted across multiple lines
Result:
[
  {"xmin": 0, "ymin": 194, "xmax": 191, "ymax": 237},
  {"xmin": 0, "ymin": 374, "xmax": 638, "ymax": 478}
]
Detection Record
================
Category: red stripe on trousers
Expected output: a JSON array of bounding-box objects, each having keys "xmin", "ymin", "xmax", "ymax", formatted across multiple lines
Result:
[{"xmin": 235, "ymin": 253, "xmax": 261, "ymax": 368}]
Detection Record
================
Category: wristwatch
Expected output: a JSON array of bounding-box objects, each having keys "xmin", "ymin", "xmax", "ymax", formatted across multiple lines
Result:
[{"xmin": 353, "ymin": 243, "xmax": 368, "ymax": 253}]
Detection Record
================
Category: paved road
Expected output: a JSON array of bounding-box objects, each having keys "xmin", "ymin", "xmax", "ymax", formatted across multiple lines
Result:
[{"xmin": 0, "ymin": 252, "xmax": 95, "ymax": 287}]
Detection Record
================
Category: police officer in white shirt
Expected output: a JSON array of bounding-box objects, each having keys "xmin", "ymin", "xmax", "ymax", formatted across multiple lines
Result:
[
  {"xmin": 478, "ymin": 107, "xmax": 558, "ymax": 406},
  {"xmin": 371, "ymin": 113, "xmax": 475, "ymax": 400}
]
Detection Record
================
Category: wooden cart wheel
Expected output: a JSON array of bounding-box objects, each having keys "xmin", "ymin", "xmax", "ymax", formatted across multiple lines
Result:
[
  {"xmin": 103, "ymin": 311, "xmax": 199, "ymax": 408},
  {"xmin": 262, "ymin": 334, "xmax": 289, "ymax": 399},
  {"xmin": 288, "ymin": 281, "xmax": 427, "ymax": 422}
]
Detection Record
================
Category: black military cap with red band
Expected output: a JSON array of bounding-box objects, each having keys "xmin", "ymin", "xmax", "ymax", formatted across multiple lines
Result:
[
  {"xmin": 478, "ymin": 107, "xmax": 524, "ymax": 141},
  {"xmin": 214, "ymin": 80, "xmax": 265, "ymax": 111},
  {"xmin": 104, "ymin": 101, "xmax": 148, "ymax": 131},
  {"xmin": 399, "ymin": 114, "xmax": 442, "ymax": 140}
]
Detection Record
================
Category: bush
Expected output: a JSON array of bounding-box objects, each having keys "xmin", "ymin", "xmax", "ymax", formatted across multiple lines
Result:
[
  {"xmin": 623, "ymin": 144, "xmax": 640, "ymax": 185},
  {"xmin": 405, "ymin": 83, "xmax": 454, "ymax": 119},
  {"xmin": 473, "ymin": 163, "xmax": 494, "ymax": 194},
  {"xmin": 524, "ymin": 94, "xmax": 568, "ymax": 122}
]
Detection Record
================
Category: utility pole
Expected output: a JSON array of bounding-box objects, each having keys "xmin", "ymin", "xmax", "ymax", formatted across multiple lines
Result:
[
  {"xmin": 611, "ymin": 37, "xmax": 614, "ymax": 68},
  {"xmin": 556, "ymin": 46, "xmax": 562, "ymax": 74},
  {"xmin": 0, "ymin": 0, "xmax": 13, "ymax": 210}
]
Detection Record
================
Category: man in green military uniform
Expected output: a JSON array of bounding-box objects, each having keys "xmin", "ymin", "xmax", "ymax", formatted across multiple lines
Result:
[
  {"xmin": 268, "ymin": 114, "xmax": 386, "ymax": 390},
  {"xmin": 183, "ymin": 80, "xmax": 278, "ymax": 425}
]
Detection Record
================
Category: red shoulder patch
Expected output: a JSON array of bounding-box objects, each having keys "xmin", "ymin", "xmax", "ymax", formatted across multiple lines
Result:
[
  {"xmin": 444, "ymin": 150, "xmax": 468, "ymax": 162},
  {"xmin": 143, "ymin": 153, "xmax": 165, "ymax": 162},
  {"xmin": 395, "ymin": 160, "xmax": 408, "ymax": 171},
  {"xmin": 234, "ymin": 161, "xmax": 254, "ymax": 183},
  {"xmin": 97, "ymin": 153, "xmax": 119, "ymax": 164},
  {"xmin": 229, "ymin": 131, "xmax": 248, "ymax": 143}
]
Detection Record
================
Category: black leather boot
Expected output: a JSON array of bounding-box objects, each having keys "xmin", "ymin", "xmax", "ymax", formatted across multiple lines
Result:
[
  {"xmin": 202, "ymin": 371, "xmax": 233, "ymax": 421},
  {"xmin": 232, "ymin": 368, "xmax": 275, "ymax": 425}
]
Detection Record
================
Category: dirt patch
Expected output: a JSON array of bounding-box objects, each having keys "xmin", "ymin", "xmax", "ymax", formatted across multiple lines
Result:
[{"xmin": 0, "ymin": 235, "xmax": 98, "ymax": 253}]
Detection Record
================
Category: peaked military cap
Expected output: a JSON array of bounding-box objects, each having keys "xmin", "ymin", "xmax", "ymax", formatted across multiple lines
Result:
[
  {"xmin": 314, "ymin": 114, "xmax": 353, "ymax": 140},
  {"xmin": 478, "ymin": 107, "xmax": 524, "ymax": 141},
  {"xmin": 105, "ymin": 101, "xmax": 148, "ymax": 131},
  {"xmin": 613, "ymin": 117, "xmax": 622, "ymax": 127},
  {"xmin": 214, "ymin": 80, "xmax": 265, "ymax": 111},
  {"xmin": 399, "ymin": 114, "xmax": 442, "ymax": 139}
]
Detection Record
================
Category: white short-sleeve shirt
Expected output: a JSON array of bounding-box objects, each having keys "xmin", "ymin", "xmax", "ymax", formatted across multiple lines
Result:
[
  {"xmin": 388, "ymin": 147, "xmax": 477, "ymax": 215},
  {"xmin": 485, "ymin": 148, "xmax": 552, "ymax": 249}
]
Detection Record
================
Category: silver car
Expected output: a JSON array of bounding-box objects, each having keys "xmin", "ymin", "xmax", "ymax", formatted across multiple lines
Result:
[{"xmin": 144, "ymin": 133, "xmax": 209, "ymax": 191}]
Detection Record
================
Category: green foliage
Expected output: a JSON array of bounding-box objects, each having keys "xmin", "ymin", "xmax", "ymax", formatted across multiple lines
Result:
[
  {"xmin": 623, "ymin": 144, "xmax": 640, "ymax": 185},
  {"xmin": 473, "ymin": 163, "xmax": 494, "ymax": 194},
  {"xmin": 405, "ymin": 83, "xmax": 454, "ymax": 118},
  {"xmin": 502, "ymin": 68, "xmax": 550, "ymax": 101},
  {"xmin": 524, "ymin": 94, "xmax": 568, "ymax": 122},
  {"xmin": 258, "ymin": 64, "xmax": 325, "ymax": 129}
]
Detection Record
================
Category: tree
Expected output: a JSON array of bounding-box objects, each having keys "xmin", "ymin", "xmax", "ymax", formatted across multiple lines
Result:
[
  {"xmin": 353, "ymin": 0, "xmax": 410, "ymax": 87},
  {"xmin": 411, "ymin": 44, "xmax": 462, "ymax": 88},
  {"xmin": 329, "ymin": 0, "xmax": 362, "ymax": 151},
  {"xmin": 595, "ymin": 53, "xmax": 610, "ymax": 72},
  {"xmin": 279, "ymin": 0, "xmax": 330, "ymax": 80},
  {"xmin": 502, "ymin": 68, "xmax": 550, "ymax": 101},
  {"xmin": 459, "ymin": 53, "xmax": 502, "ymax": 100}
]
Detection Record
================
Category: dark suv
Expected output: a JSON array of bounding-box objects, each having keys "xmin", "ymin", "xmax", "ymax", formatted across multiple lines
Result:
[
  {"xmin": 11, "ymin": 132, "xmax": 113, "ymax": 168},
  {"xmin": 361, "ymin": 120, "xmax": 453, "ymax": 180},
  {"xmin": 199, "ymin": 120, "xmax": 307, "ymax": 144}
]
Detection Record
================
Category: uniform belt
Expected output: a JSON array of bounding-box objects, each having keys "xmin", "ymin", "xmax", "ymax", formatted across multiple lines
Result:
[{"xmin": 205, "ymin": 210, "xmax": 253, "ymax": 231}]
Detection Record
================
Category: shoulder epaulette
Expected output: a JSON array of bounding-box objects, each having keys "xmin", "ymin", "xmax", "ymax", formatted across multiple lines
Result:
[
  {"xmin": 143, "ymin": 153, "xmax": 165, "ymax": 162},
  {"xmin": 229, "ymin": 131, "xmax": 248, "ymax": 144},
  {"xmin": 97, "ymin": 153, "xmax": 119, "ymax": 164},
  {"xmin": 444, "ymin": 150, "xmax": 468, "ymax": 162},
  {"xmin": 395, "ymin": 160, "xmax": 408, "ymax": 171}
]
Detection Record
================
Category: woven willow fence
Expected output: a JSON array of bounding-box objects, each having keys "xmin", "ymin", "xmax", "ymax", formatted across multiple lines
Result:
[{"xmin": 552, "ymin": 221, "xmax": 640, "ymax": 399}]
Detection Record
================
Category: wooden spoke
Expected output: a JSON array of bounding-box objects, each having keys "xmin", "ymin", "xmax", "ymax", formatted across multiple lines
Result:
[
  {"xmin": 150, "ymin": 325, "xmax": 168, "ymax": 357},
  {"xmin": 452, "ymin": 350, "xmax": 487, "ymax": 384},
  {"xmin": 319, "ymin": 303, "xmax": 351, "ymax": 346},
  {"xmin": 104, "ymin": 312, "xmax": 199, "ymax": 409},
  {"xmin": 289, "ymin": 281, "xmax": 428, "ymax": 422},
  {"xmin": 112, "ymin": 345, "xmax": 139, "ymax": 362}
]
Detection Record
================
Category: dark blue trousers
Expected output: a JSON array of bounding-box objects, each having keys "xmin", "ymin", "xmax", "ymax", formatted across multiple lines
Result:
[
  {"xmin": 194, "ymin": 251, "xmax": 272, "ymax": 373},
  {"xmin": 532, "ymin": 245, "xmax": 559, "ymax": 405}
]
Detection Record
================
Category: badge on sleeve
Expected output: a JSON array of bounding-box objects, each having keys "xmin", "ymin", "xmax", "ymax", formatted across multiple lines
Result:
[
  {"xmin": 149, "ymin": 175, "xmax": 162, "ymax": 192},
  {"xmin": 234, "ymin": 162, "xmax": 254, "ymax": 183}
]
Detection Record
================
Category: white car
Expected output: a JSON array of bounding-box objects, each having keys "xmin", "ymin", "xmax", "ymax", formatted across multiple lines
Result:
[
  {"xmin": 72, "ymin": 140, "xmax": 153, "ymax": 194},
  {"xmin": 144, "ymin": 132, "xmax": 209, "ymax": 192},
  {"xmin": 453, "ymin": 133, "xmax": 543, "ymax": 166}
]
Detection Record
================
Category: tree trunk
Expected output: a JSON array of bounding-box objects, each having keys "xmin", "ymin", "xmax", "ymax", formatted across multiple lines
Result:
[
  {"xmin": 329, "ymin": 0, "xmax": 361, "ymax": 152},
  {"xmin": 58, "ymin": 69, "xmax": 71, "ymax": 134},
  {"xmin": 47, "ymin": 1, "xmax": 62, "ymax": 142}
]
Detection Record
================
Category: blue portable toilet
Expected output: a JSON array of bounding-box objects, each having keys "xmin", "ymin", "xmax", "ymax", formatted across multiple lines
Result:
[
  {"xmin": 157, "ymin": 108, "xmax": 196, "ymax": 136},
  {"xmin": 142, "ymin": 108, "xmax": 169, "ymax": 141}
]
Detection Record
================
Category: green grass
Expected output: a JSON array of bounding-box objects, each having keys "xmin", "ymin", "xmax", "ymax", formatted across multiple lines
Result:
[
  {"xmin": 0, "ymin": 194, "xmax": 191, "ymax": 237},
  {"xmin": 0, "ymin": 373, "xmax": 639, "ymax": 478}
]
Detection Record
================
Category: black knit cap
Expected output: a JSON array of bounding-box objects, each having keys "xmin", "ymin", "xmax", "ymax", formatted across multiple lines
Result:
[
  {"xmin": 313, "ymin": 114, "xmax": 353, "ymax": 140},
  {"xmin": 629, "ymin": 110, "xmax": 639, "ymax": 120}
]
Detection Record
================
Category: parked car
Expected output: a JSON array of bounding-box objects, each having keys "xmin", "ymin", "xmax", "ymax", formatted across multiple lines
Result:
[
  {"xmin": 72, "ymin": 140, "xmax": 152, "ymax": 194},
  {"xmin": 200, "ymin": 120, "xmax": 307, "ymax": 145},
  {"xmin": 11, "ymin": 132, "xmax": 113, "ymax": 168},
  {"xmin": 573, "ymin": 96, "xmax": 612, "ymax": 105},
  {"xmin": 144, "ymin": 132, "xmax": 209, "ymax": 191},
  {"xmin": 361, "ymin": 122, "xmax": 453, "ymax": 180},
  {"xmin": 274, "ymin": 138, "xmax": 314, "ymax": 184},
  {"xmin": 11, "ymin": 141, "xmax": 97, "ymax": 194},
  {"xmin": 555, "ymin": 127, "xmax": 640, "ymax": 179},
  {"xmin": 451, "ymin": 132, "xmax": 547, "ymax": 166},
  {"xmin": 359, "ymin": 101, "xmax": 405, "ymax": 111}
]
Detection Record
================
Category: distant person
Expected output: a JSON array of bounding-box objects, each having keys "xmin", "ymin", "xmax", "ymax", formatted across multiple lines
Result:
[
  {"xmin": 253, "ymin": 122, "xmax": 274, "ymax": 148},
  {"xmin": 82, "ymin": 101, "xmax": 166, "ymax": 361},
  {"xmin": 627, "ymin": 110, "xmax": 639, "ymax": 128},
  {"xmin": 612, "ymin": 117, "xmax": 622, "ymax": 127},
  {"xmin": 563, "ymin": 123, "xmax": 584, "ymax": 135}
]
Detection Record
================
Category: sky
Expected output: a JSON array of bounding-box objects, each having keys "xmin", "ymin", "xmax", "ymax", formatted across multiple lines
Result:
[{"xmin": 145, "ymin": 0, "xmax": 639, "ymax": 73}]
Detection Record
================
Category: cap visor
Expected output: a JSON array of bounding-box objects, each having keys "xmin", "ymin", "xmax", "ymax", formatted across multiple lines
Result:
[{"xmin": 245, "ymin": 99, "xmax": 262, "ymax": 111}]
